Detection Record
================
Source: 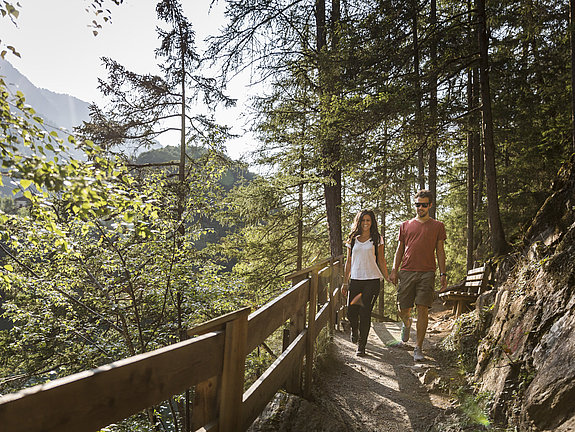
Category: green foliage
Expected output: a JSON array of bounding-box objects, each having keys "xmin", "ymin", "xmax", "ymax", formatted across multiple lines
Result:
[
  {"xmin": 457, "ymin": 389, "xmax": 492, "ymax": 428},
  {"xmin": 0, "ymin": 6, "xmax": 244, "ymax": 426},
  {"xmin": 216, "ymin": 174, "xmax": 329, "ymax": 302},
  {"xmin": 0, "ymin": 146, "xmax": 248, "ymax": 397},
  {"xmin": 441, "ymin": 311, "xmax": 481, "ymax": 374}
]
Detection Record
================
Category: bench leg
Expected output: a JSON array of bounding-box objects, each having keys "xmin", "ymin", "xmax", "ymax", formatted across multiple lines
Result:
[{"xmin": 455, "ymin": 301, "xmax": 463, "ymax": 317}]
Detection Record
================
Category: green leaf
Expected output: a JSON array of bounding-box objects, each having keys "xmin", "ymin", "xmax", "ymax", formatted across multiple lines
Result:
[{"xmin": 20, "ymin": 179, "xmax": 33, "ymax": 190}]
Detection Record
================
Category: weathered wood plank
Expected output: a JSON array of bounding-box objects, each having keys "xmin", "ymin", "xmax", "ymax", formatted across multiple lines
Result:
[
  {"xmin": 285, "ymin": 255, "xmax": 344, "ymax": 282},
  {"xmin": 246, "ymin": 279, "xmax": 309, "ymax": 353},
  {"xmin": 465, "ymin": 280, "xmax": 484, "ymax": 287},
  {"xmin": 0, "ymin": 255, "xmax": 345, "ymax": 432},
  {"xmin": 467, "ymin": 265, "xmax": 486, "ymax": 275},
  {"xmin": 219, "ymin": 308, "xmax": 249, "ymax": 431},
  {"xmin": 304, "ymin": 270, "xmax": 318, "ymax": 398},
  {"xmin": 0, "ymin": 332, "xmax": 225, "ymax": 432},
  {"xmin": 314, "ymin": 302, "xmax": 330, "ymax": 339},
  {"xmin": 191, "ymin": 376, "xmax": 219, "ymax": 430},
  {"xmin": 439, "ymin": 263, "xmax": 491, "ymax": 317},
  {"xmin": 187, "ymin": 308, "xmax": 252, "ymax": 337},
  {"xmin": 440, "ymin": 292, "xmax": 479, "ymax": 301},
  {"xmin": 285, "ymin": 304, "xmax": 306, "ymax": 395},
  {"xmin": 317, "ymin": 265, "xmax": 330, "ymax": 304},
  {"xmin": 284, "ymin": 271, "xmax": 306, "ymax": 396}
]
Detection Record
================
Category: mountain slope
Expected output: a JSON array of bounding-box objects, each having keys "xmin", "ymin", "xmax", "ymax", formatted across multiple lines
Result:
[
  {"xmin": 1, "ymin": 59, "xmax": 92, "ymax": 196},
  {"xmin": 0, "ymin": 58, "xmax": 90, "ymax": 132}
]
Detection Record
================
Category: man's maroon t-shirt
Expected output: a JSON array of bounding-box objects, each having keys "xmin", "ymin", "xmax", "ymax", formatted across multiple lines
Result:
[{"xmin": 397, "ymin": 218, "xmax": 446, "ymax": 272}]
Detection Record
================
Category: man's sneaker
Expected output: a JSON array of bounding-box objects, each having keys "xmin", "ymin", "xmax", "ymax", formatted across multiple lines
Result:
[
  {"xmin": 413, "ymin": 346, "xmax": 425, "ymax": 362},
  {"xmin": 401, "ymin": 317, "xmax": 412, "ymax": 343},
  {"xmin": 356, "ymin": 346, "xmax": 366, "ymax": 357},
  {"xmin": 350, "ymin": 329, "xmax": 358, "ymax": 344}
]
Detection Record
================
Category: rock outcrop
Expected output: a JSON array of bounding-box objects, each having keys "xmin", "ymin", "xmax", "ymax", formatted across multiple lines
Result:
[{"xmin": 474, "ymin": 154, "xmax": 575, "ymax": 431}]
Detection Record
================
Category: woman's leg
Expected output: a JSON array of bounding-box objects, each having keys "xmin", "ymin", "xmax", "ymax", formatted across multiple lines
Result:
[
  {"xmin": 346, "ymin": 280, "xmax": 361, "ymax": 343},
  {"xmin": 357, "ymin": 279, "xmax": 379, "ymax": 350}
]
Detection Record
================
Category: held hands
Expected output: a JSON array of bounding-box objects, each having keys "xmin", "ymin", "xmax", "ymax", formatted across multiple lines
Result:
[
  {"xmin": 341, "ymin": 283, "xmax": 348, "ymax": 297},
  {"xmin": 389, "ymin": 269, "xmax": 398, "ymax": 285}
]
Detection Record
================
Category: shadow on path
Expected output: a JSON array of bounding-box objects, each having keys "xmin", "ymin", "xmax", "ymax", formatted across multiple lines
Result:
[{"xmin": 249, "ymin": 303, "xmax": 454, "ymax": 432}]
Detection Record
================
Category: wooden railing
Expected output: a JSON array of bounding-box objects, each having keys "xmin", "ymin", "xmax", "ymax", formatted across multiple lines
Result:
[{"xmin": 0, "ymin": 254, "xmax": 345, "ymax": 432}]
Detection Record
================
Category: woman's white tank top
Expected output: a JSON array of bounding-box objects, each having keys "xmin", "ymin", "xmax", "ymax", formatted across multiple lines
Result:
[{"xmin": 347, "ymin": 236, "xmax": 383, "ymax": 280}]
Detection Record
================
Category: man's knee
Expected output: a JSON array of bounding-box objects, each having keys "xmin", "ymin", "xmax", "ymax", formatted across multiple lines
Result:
[
  {"xmin": 416, "ymin": 304, "xmax": 429, "ymax": 315},
  {"xmin": 398, "ymin": 307, "xmax": 411, "ymax": 317}
]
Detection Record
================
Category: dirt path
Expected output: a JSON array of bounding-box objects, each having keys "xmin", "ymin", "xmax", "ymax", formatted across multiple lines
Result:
[{"xmin": 249, "ymin": 300, "xmax": 458, "ymax": 432}]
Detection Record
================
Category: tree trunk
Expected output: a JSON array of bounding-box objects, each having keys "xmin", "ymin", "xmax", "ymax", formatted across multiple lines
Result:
[
  {"xmin": 405, "ymin": 166, "xmax": 413, "ymax": 214},
  {"xmin": 428, "ymin": 0, "xmax": 438, "ymax": 219},
  {"xmin": 317, "ymin": 0, "xmax": 343, "ymax": 257},
  {"xmin": 472, "ymin": 72, "xmax": 483, "ymax": 212},
  {"xmin": 413, "ymin": 0, "xmax": 425, "ymax": 190},
  {"xmin": 476, "ymin": 0, "xmax": 510, "ymax": 256},
  {"xmin": 177, "ymin": 48, "xmax": 186, "ymax": 342},
  {"xmin": 466, "ymin": 64, "xmax": 475, "ymax": 270},
  {"xmin": 297, "ymin": 143, "xmax": 304, "ymax": 271},
  {"xmin": 378, "ymin": 134, "xmax": 388, "ymax": 320},
  {"xmin": 179, "ymin": 37, "xmax": 189, "ymax": 432},
  {"xmin": 315, "ymin": 0, "xmax": 326, "ymax": 66},
  {"xmin": 323, "ymin": 161, "xmax": 343, "ymax": 257},
  {"xmin": 466, "ymin": 0, "xmax": 475, "ymax": 270}
]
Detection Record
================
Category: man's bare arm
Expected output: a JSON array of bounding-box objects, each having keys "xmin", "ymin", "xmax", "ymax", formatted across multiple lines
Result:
[
  {"xmin": 436, "ymin": 239, "xmax": 447, "ymax": 290},
  {"xmin": 390, "ymin": 241, "xmax": 405, "ymax": 285}
]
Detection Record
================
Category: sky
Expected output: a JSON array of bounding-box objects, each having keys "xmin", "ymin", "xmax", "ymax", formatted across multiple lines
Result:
[{"xmin": 2, "ymin": 0, "xmax": 259, "ymax": 160}]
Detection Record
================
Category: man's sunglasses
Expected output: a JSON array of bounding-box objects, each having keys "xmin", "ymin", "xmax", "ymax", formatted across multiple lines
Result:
[{"xmin": 414, "ymin": 202, "xmax": 430, "ymax": 208}]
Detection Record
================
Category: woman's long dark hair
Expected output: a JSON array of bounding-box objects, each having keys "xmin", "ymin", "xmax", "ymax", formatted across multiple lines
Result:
[{"xmin": 346, "ymin": 209, "xmax": 380, "ymax": 246}]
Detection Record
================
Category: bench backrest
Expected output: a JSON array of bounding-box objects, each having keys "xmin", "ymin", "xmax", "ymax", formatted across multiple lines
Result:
[{"xmin": 465, "ymin": 262, "xmax": 491, "ymax": 295}]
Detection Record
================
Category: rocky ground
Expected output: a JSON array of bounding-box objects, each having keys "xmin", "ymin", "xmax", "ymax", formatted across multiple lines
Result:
[{"xmin": 248, "ymin": 299, "xmax": 467, "ymax": 432}]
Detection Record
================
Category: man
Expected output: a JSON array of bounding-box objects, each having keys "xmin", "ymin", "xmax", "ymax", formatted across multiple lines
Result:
[{"xmin": 390, "ymin": 190, "xmax": 447, "ymax": 361}]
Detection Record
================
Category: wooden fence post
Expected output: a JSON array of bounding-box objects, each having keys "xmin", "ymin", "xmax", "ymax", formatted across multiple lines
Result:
[
  {"xmin": 218, "ymin": 307, "xmax": 249, "ymax": 432},
  {"xmin": 336, "ymin": 256, "xmax": 346, "ymax": 331},
  {"xmin": 285, "ymin": 275, "xmax": 307, "ymax": 395},
  {"xmin": 191, "ymin": 376, "xmax": 219, "ymax": 431},
  {"xmin": 328, "ymin": 258, "xmax": 337, "ymax": 336},
  {"xmin": 304, "ymin": 268, "xmax": 318, "ymax": 399}
]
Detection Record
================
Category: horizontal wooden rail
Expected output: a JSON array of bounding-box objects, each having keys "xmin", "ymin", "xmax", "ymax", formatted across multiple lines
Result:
[
  {"xmin": 241, "ymin": 332, "xmax": 307, "ymax": 431},
  {"xmin": 285, "ymin": 255, "xmax": 345, "ymax": 282},
  {"xmin": 0, "ymin": 255, "xmax": 346, "ymax": 432},
  {"xmin": 0, "ymin": 332, "xmax": 225, "ymax": 432},
  {"xmin": 188, "ymin": 308, "xmax": 252, "ymax": 337},
  {"xmin": 246, "ymin": 278, "xmax": 309, "ymax": 353}
]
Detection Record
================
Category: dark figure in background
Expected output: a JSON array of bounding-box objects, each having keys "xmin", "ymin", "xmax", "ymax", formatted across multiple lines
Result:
[{"xmin": 342, "ymin": 209, "xmax": 390, "ymax": 356}]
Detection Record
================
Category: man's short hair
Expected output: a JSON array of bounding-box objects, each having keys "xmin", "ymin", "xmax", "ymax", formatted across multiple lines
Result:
[{"xmin": 414, "ymin": 189, "xmax": 434, "ymax": 203}]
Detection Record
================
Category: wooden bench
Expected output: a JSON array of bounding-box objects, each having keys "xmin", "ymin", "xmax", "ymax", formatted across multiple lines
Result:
[{"xmin": 439, "ymin": 262, "xmax": 492, "ymax": 316}]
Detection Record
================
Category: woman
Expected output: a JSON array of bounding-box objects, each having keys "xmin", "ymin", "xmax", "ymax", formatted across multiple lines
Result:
[{"xmin": 342, "ymin": 209, "xmax": 390, "ymax": 356}]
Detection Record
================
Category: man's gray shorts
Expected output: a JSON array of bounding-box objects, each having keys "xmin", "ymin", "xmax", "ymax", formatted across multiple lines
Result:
[{"xmin": 397, "ymin": 270, "xmax": 435, "ymax": 310}]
